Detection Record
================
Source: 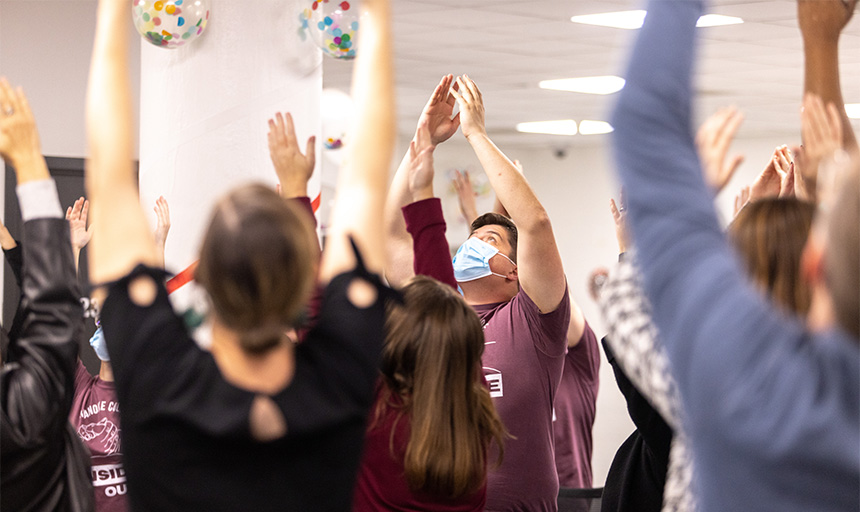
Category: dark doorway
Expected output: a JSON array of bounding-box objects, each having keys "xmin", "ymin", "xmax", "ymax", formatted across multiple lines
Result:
[{"xmin": 4, "ymin": 157, "xmax": 100, "ymax": 374}]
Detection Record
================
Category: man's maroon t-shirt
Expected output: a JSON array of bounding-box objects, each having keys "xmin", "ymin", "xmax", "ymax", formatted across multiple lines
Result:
[
  {"xmin": 553, "ymin": 322, "xmax": 600, "ymax": 488},
  {"xmin": 404, "ymin": 198, "xmax": 571, "ymax": 511},
  {"xmin": 473, "ymin": 290, "xmax": 571, "ymax": 512},
  {"xmin": 69, "ymin": 361, "xmax": 128, "ymax": 512}
]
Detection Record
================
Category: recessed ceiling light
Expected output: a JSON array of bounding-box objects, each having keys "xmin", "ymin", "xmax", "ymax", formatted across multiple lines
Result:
[
  {"xmin": 696, "ymin": 14, "xmax": 744, "ymax": 27},
  {"xmin": 570, "ymin": 10, "xmax": 743, "ymax": 29},
  {"xmin": 578, "ymin": 120, "xmax": 614, "ymax": 135},
  {"xmin": 516, "ymin": 120, "xmax": 578, "ymax": 136},
  {"xmin": 847, "ymin": 104, "xmax": 860, "ymax": 119},
  {"xmin": 539, "ymin": 76, "xmax": 626, "ymax": 95},
  {"xmin": 570, "ymin": 10, "xmax": 646, "ymax": 30}
]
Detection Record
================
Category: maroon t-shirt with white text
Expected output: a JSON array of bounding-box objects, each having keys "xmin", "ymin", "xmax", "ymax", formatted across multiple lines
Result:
[
  {"xmin": 475, "ymin": 289, "xmax": 570, "ymax": 512},
  {"xmin": 553, "ymin": 322, "xmax": 600, "ymax": 488},
  {"xmin": 70, "ymin": 361, "xmax": 128, "ymax": 512}
]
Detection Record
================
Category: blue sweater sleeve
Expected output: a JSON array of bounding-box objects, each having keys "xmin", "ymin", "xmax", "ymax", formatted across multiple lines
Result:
[
  {"xmin": 611, "ymin": 0, "xmax": 762, "ymax": 408},
  {"xmin": 610, "ymin": 2, "xmax": 860, "ymax": 510}
]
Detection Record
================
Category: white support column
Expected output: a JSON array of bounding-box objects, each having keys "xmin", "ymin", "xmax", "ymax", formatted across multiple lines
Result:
[{"xmin": 139, "ymin": 0, "xmax": 322, "ymax": 279}]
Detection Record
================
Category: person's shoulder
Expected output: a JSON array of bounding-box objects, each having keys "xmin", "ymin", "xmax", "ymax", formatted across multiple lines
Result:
[{"xmin": 514, "ymin": 285, "xmax": 570, "ymax": 317}]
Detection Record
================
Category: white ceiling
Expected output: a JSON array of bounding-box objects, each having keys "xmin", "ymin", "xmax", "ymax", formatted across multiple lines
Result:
[{"xmin": 323, "ymin": 0, "xmax": 860, "ymax": 149}]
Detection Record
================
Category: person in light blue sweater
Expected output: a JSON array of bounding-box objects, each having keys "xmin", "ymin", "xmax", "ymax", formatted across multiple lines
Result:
[{"xmin": 610, "ymin": 1, "xmax": 859, "ymax": 511}]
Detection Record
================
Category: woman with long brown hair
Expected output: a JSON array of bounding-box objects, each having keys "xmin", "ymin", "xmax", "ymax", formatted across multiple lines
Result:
[
  {"xmin": 729, "ymin": 197, "xmax": 817, "ymax": 315},
  {"xmin": 353, "ymin": 276, "xmax": 507, "ymax": 511}
]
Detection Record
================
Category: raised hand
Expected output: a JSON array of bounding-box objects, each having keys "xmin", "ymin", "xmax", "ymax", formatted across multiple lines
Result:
[
  {"xmin": 750, "ymin": 145, "xmax": 792, "ymax": 202},
  {"xmin": 610, "ymin": 196, "xmax": 629, "ymax": 254},
  {"xmin": 794, "ymin": 93, "xmax": 844, "ymax": 201},
  {"xmin": 450, "ymin": 76, "xmax": 487, "ymax": 142},
  {"xmin": 268, "ymin": 112, "xmax": 316, "ymax": 198},
  {"xmin": 453, "ymin": 170, "xmax": 478, "ymax": 223},
  {"xmin": 406, "ymin": 121, "xmax": 436, "ymax": 202},
  {"xmin": 779, "ymin": 160, "xmax": 796, "ymax": 198},
  {"xmin": 798, "ymin": 0, "xmax": 857, "ymax": 43},
  {"xmin": 66, "ymin": 197, "xmax": 94, "ymax": 252},
  {"xmin": 733, "ymin": 185, "xmax": 751, "ymax": 218},
  {"xmin": 153, "ymin": 196, "xmax": 171, "ymax": 248},
  {"xmin": 587, "ymin": 267, "xmax": 610, "ymax": 303},
  {"xmin": 419, "ymin": 74, "xmax": 461, "ymax": 146},
  {"xmin": 0, "ymin": 217, "xmax": 16, "ymax": 250},
  {"xmin": 695, "ymin": 107, "xmax": 745, "ymax": 193},
  {"xmin": 0, "ymin": 79, "xmax": 49, "ymax": 184}
]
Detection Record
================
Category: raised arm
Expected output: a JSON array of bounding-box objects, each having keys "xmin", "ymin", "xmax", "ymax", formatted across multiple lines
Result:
[
  {"xmin": 153, "ymin": 196, "xmax": 171, "ymax": 269},
  {"xmin": 609, "ymin": 0, "xmax": 833, "ymax": 445},
  {"xmin": 794, "ymin": 93, "xmax": 846, "ymax": 202},
  {"xmin": 0, "ymin": 81, "xmax": 81, "ymax": 442},
  {"xmin": 798, "ymin": 0, "xmax": 857, "ymax": 153},
  {"xmin": 384, "ymin": 75, "xmax": 460, "ymax": 287},
  {"xmin": 65, "ymin": 197, "xmax": 93, "ymax": 272},
  {"xmin": 749, "ymin": 145, "xmax": 795, "ymax": 202},
  {"xmin": 695, "ymin": 107, "xmax": 745, "ymax": 194},
  {"xmin": 793, "ymin": 0, "xmax": 858, "ymax": 200},
  {"xmin": 0, "ymin": 217, "xmax": 23, "ymax": 288},
  {"xmin": 318, "ymin": 0, "xmax": 394, "ymax": 283},
  {"xmin": 452, "ymin": 76, "xmax": 566, "ymax": 313},
  {"xmin": 400, "ymin": 122, "xmax": 459, "ymax": 289},
  {"xmin": 87, "ymin": 0, "xmax": 160, "ymax": 286},
  {"xmin": 452, "ymin": 170, "xmax": 479, "ymax": 224}
]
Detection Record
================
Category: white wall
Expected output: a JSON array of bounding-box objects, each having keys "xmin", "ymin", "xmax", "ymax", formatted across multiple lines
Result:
[
  {"xmin": 0, "ymin": 0, "xmax": 141, "ymax": 159},
  {"xmin": 138, "ymin": 0, "xmax": 322, "ymax": 276}
]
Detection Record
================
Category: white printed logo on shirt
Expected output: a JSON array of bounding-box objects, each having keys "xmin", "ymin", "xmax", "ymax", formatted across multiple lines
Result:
[
  {"xmin": 78, "ymin": 418, "xmax": 121, "ymax": 455},
  {"xmin": 91, "ymin": 463, "xmax": 128, "ymax": 499},
  {"xmin": 484, "ymin": 367, "xmax": 503, "ymax": 398}
]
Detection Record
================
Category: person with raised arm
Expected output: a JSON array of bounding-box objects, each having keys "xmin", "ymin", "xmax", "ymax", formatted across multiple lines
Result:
[
  {"xmin": 267, "ymin": 110, "xmax": 324, "ymax": 341},
  {"xmin": 610, "ymin": 1, "xmax": 858, "ymax": 511},
  {"xmin": 384, "ymin": 74, "xmax": 461, "ymax": 287},
  {"xmin": 392, "ymin": 74, "xmax": 570, "ymax": 510},
  {"xmin": 452, "ymin": 162, "xmax": 599, "ymax": 490},
  {"xmin": 354, "ymin": 122, "xmax": 508, "ymax": 511},
  {"xmin": 794, "ymin": 0, "xmax": 858, "ymax": 200},
  {"xmin": 0, "ymin": 79, "xmax": 92, "ymax": 512},
  {"xmin": 66, "ymin": 194, "xmax": 171, "ymax": 512},
  {"xmin": 85, "ymin": 0, "xmax": 397, "ymax": 510}
]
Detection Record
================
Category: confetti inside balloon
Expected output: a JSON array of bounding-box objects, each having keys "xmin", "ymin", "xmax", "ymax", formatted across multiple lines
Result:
[
  {"xmin": 132, "ymin": 0, "xmax": 210, "ymax": 49},
  {"xmin": 300, "ymin": 0, "xmax": 359, "ymax": 60},
  {"xmin": 321, "ymin": 88, "xmax": 356, "ymax": 165},
  {"xmin": 324, "ymin": 138, "xmax": 344, "ymax": 150}
]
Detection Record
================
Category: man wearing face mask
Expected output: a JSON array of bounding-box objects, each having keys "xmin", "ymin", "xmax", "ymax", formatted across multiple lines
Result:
[
  {"xmin": 69, "ymin": 325, "xmax": 128, "ymax": 512},
  {"xmin": 393, "ymin": 75, "xmax": 571, "ymax": 512},
  {"xmin": 64, "ymin": 196, "xmax": 169, "ymax": 512}
]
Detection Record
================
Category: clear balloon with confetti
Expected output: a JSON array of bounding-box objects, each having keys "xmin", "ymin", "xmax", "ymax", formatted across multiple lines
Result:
[
  {"xmin": 132, "ymin": 0, "xmax": 210, "ymax": 50},
  {"xmin": 300, "ymin": 0, "xmax": 359, "ymax": 60}
]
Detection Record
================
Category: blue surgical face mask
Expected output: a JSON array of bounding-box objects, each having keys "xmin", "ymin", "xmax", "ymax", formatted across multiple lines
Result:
[
  {"xmin": 89, "ymin": 326, "xmax": 109, "ymax": 362},
  {"xmin": 452, "ymin": 237, "xmax": 515, "ymax": 283}
]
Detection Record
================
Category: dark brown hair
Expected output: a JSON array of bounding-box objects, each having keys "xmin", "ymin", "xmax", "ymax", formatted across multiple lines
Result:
[
  {"xmin": 729, "ymin": 198, "xmax": 816, "ymax": 315},
  {"xmin": 470, "ymin": 213, "xmax": 518, "ymax": 262},
  {"xmin": 825, "ymin": 161, "xmax": 860, "ymax": 340},
  {"xmin": 378, "ymin": 276, "xmax": 507, "ymax": 498},
  {"xmin": 196, "ymin": 184, "xmax": 317, "ymax": 354}
]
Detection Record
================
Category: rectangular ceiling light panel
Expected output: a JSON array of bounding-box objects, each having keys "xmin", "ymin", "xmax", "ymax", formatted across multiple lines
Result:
[
  {"xmin": 571, "ymin": 10, "xmax": 743, "ymax": 29},
  {"xmin": 539, "ymin": 76, "xmax": 626, "ymax": 95},
  {"xmin": 516, "ymin": 120, "xmax": 578, "ymax": 136}
]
